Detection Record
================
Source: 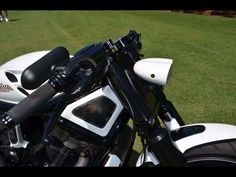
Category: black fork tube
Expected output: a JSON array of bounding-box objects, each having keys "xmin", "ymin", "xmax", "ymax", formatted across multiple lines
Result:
[
  {"xmin": 154, "ymin": 86, "xmax": 185, "ymax": 126},
  {"xmin": 146, "ymin": 124, "xmax": 187, "ymax": 166},
  {"xmin": 107, "ymin": 58, "xmax": 187, "ymax": 166}
]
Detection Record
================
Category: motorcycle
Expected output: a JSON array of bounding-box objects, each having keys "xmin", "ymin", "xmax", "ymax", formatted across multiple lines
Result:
[{"xmin": 0, "ymin": 30, "xmax": 236, "ymax": 166}]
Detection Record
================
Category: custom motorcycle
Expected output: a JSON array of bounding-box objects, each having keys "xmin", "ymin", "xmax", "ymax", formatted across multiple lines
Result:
[{"xmin": 0, "ymin": 30, "xmax": 236, "ymax": 166}]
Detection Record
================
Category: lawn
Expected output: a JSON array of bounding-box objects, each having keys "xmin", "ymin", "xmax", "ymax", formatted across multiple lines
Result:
[{"xmin": 0, "ymin": 11, "xmax": 236, "ymax": 161}]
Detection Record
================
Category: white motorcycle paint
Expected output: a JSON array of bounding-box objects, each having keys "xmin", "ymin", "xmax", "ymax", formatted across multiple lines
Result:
[
  {"xmin": 104, "ymin": 154, "xmax": 122, "ymax": 167},
  {"xmin": 175, "ymin": 123, "xmax": 236, "ymax": 153},
  {"xmin": 0, "ymin": 51, "xmax": 50, "ymax": 104},
  {"xmin": 0, "ymin": 51, "xmax": 50, "ymax": 70},
  {"xmin": 61, "ymin": 85, "xmax": 124, "ymax": 137},
  {"xmin": 162, "ymin": 111, "xmax": 181, "ymax": 131},
  {"xmin": 133, "ymin": 58, "xmax": 173, "ymax": 86},
  {"xmin": 0, "ymin": 51, "xmax": 73, "ymax": 104}
]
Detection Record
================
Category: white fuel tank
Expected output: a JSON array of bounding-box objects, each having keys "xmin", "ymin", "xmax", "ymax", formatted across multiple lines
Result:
[{"xmin": 0, "ymin": 51, "xmax": 50, "ymax": 104}]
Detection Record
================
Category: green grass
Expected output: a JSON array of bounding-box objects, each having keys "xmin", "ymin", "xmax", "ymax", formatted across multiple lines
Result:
[{"xmin": 0, "ymin": 11, "xmax": 236, "ymax": 159}]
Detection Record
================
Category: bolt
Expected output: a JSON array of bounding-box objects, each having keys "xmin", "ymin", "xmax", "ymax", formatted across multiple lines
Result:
[
  {"xmin": 80, "ymin": 152, "xmax": 86, "ymax": 157},
  {"xmin": 44, "ymin": 162, "xmax": 49, "ymax": 167}
]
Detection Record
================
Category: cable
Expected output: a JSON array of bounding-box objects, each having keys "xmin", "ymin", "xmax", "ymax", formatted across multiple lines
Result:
[{"xmin": 140, "ymin": 136, "xmax": 147, "ymax": 165}]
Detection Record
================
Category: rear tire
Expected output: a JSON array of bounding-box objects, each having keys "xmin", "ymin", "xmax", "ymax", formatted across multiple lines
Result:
[{"xmin": 184, "ymin": 139, "xmax": 236, "ymax": 166}]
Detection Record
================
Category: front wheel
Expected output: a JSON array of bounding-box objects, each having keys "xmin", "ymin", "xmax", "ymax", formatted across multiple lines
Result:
[{"xmin": 184, "ymin": 139, "xmax": 236, "ymax": 166}]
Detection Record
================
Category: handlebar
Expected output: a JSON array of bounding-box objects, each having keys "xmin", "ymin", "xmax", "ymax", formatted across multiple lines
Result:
[
  {"xmin": 0, "ymin": 30, "xmax": 142, "ymax": 129},
  {"xmin": 0, "ymin": 83, "xmax": 57, "ymax": 128},
  {"xmin": 21, "ymin": 46, "xmax": 70, "ymax": 90}
]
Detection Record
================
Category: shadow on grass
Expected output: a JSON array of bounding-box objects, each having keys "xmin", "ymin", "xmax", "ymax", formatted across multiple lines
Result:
[
  {"xmin": 9, "ymin": 19, "xmax": 21, "ymax": 22},
  {"xmin": 0, "ymin": 19, "xmax": 21, "ymax": 23}
]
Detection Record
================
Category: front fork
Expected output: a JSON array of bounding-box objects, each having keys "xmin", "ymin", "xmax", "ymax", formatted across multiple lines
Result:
[
  {"xmin": 136, "ymin": 97, "xmax": 187, "ymax": 166},
  {"xmin": 154, "ymin": 85, "xmax": 185, "ymax": 129},
  {"xmin": 107, "ymin": 57, "xmax": 187, "ymax": 166},
  {"xmin": 141, "ymin": 122, "xmax": 187, "ymax": 166},
  {"xmin": 137, "ymin": 87, "xmax": 187, "ymax": 166}
]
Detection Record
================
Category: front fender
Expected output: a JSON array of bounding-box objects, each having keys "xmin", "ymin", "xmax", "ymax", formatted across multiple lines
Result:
[
  {"xmin": 136, "ymin": 123, "xmax": 236, "ymax": 166},
  {"xmin": 174, "ymin": 123, "xmax": 236, "ymax": 153}
]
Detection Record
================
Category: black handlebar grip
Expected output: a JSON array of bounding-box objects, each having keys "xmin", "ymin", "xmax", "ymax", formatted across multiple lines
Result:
[
  {"xmin": 21, "ymin": 46, "xmax": 70, "ymax": 90},
  {"xmin": 1, "ymin": 83, "xmax": 57, "ymax": 128}
]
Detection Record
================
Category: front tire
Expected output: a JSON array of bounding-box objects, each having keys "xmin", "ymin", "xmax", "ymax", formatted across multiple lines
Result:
[{"xmin": 184, "ymin": 139, "xmax": 236, "ymax": 166}]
